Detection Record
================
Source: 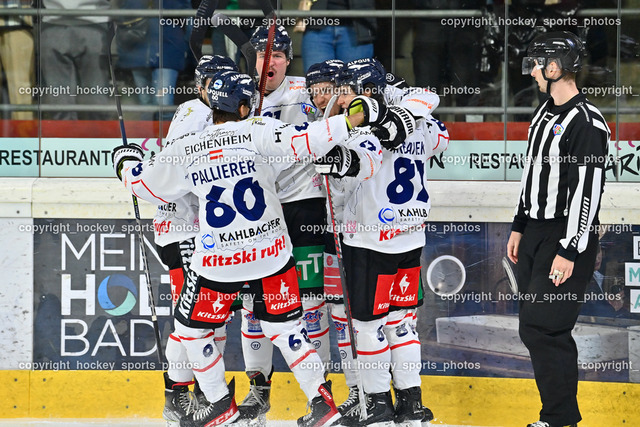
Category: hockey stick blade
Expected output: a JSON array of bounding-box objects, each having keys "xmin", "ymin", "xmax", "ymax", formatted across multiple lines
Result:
[
  {"xmin": 189, "ymin": 0, "xmax": 219, "ymax": 59},
  {"xmin": 211, "ymin": 13, "xmax": 257, "ymax": 79},
  {"xmin": 107, "ymin": 21, "xmax": 166, "ymax": 365},
  {"xmin": 257, "ymin": 0, "xmax": 276, "ymax": 21}
]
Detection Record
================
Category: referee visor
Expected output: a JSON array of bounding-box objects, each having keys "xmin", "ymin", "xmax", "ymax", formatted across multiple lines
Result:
[{"xmin": 522, "ymin": 57, "xmax": 561, "ymax": 75}]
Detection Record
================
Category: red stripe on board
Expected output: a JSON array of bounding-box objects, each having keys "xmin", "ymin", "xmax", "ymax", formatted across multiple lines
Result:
[{"xmin": 3, "ymin": 120, "xmax": 635, "ymax": 140}]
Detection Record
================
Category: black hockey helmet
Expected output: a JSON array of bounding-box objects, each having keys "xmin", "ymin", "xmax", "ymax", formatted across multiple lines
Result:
[
  {"xmin": 305, "ymin": 59, "xmax": 344, "ymax": 88},
  {"xmin": 207, "ymin": 71, "xmax": 256, "ymax": 115},
  {"xmin": 522, "ymin": 31, "xmax": 586, "ymax": 75},
  {"xmin": 336, "ymin": 58, "xmax": 386, "ymax": 95},
  {"xmin": 250, "ymin": 25, "xmax": 293, "ymax": 60},
  {"xmin": 195, "ymin": 55, "xmax": 239, "ymax": 89}
]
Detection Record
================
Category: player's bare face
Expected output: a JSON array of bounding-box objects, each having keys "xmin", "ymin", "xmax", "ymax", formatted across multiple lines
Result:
[
  {"xmin": 336, "ymin": 85, "xmax": 357, "ymax": 111},
  {"xmin": 199, "ymin": 77, "xmax": 212, "ymax": 106},
  {"xmin": 310, "ymin": 82, "xmax": 336, "ymax": 111},
  {"xmin": 256, "ymin": 51, "xmax": 289, "ymax": 92}
]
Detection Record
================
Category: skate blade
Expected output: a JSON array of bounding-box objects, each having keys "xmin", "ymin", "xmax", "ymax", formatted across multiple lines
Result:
[
  {"xmin": 233, "ymin": 414, "xmax": 267, "ymax": 427},
  {"xmin": 318, "ymin": 411, "xmax": 342, "ymax": 427},
  {"xmin": 366, "ymin": 422, "xmax": 394, "ymax": 427},
  {"xmin": 395, "ymin": 420, "xmax": 422, "ymax": 427}
]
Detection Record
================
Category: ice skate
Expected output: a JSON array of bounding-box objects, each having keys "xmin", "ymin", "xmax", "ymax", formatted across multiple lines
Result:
[
  {"xmin": 297, "ymin": 380, "xmax": 341, "ymax": 427},
  {"xmin": 338, "ymin": 390, "xmax": 394, "ymax": 427},
  {"xmin": 421, "ymin": 404, "xmax": 434, "ymax": 424},
  {"xmin": 336, "ymin": 385, "xmax": 360, "ymax": 419},
  {"xmin": 180, "ymin": 378, "xmax": 238, "ymax": 427},
  {"xmin": 393, "ymin": 386, "xmax": 424, "ymax": 427},
  {"xmin": 163, "ymin": 372, "xmax": 198, "ymax": 427},
  {"xmin": 235, "ymin": 370, "xmax": 272, "ymax": 426}
]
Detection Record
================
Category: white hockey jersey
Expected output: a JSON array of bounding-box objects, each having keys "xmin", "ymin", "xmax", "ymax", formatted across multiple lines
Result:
[
  {"xmin": 260, "ymin": 76, "xmax": 324, "ymax": 203},
  {"xmin": 153, "ymin": 99, "xmax": 211, "ymax": 247},
  {"xmin": 384, "ymin": 85, "xmax": 440, "ymax": 119},
  {"xmin": 121, "ymin": 115, "xmax": 351, "ymax": 282},
  {"xmin": 341, "ymin": 116, "xmax": 450, "ymax": 253}
]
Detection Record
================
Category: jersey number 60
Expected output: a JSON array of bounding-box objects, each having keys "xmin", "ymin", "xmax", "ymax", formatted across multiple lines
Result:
[{"xmin": 205, "ymin": 177, "xmax": 267, "ymax": 228}]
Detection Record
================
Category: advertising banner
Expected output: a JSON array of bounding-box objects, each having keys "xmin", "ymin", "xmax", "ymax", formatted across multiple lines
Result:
[
  {"xmin": 31, "ymin": 218, "xmax": 640, "ymax": 382},
  {"xmin": 32, "ymin": 218, "xmax": 172, "ymax": 371}
]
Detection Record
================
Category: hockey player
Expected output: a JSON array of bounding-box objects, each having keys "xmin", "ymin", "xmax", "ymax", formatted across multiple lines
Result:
[
  {"xmin": 113, "ymin": 70, "xmax": 384, "ymax": 427},
  {"xmin": 333, "ymin": 59, "xmax": 450, "ymax": 426},
  {"xmin": 235, "ymin": 25, "xmax": 332, "ymax": 425},
  {"xmin": 157, "ymin": 55, "xmax": 239, "ymax": 426},
  {"xmin": 305, "ymin": 58, "xmax": 368, "ymax": 421}
]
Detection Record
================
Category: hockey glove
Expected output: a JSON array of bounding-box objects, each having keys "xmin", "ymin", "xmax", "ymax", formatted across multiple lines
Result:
[
  {"xmin": 112, "ymin": 143, "xmax": 144, "ymax": 181},
  {"xmin": 314, "ymin": 145, "xmax": 360, "ymax": 178},
  {"xmin": 347, "ymin": 95, "xmax": 388, "ymax": 126},
  {"xmin": 375, "ymin": 106, "xmax": 416, "ymax": 151}
]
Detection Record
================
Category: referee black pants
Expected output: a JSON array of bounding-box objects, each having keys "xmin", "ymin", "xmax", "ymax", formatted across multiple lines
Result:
[{"xmin": 517, "ymin": 219, "xmax": 598, "ymax": 426}]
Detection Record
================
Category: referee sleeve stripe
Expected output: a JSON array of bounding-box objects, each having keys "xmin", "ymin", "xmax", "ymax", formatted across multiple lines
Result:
[
  {"xmin": 560, "ymin": 165, "xmax": 587, "ymax": 251},
  {"xmin": 578, "ymin": 166, "xmax": 603, "ymax": 253}
]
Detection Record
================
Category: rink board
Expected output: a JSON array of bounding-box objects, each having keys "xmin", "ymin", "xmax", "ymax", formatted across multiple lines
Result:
[
  {"xmin": 1, "ymin": 179, "xmax": 640, "ymax": 426},
  {"xmin": 1, "ymin": 370, "xmax": 640, "ymax": 426}
]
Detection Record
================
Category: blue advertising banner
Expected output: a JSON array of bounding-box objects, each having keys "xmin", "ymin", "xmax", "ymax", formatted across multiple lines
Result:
[{"xmin": 32, "ymin": 218, "xmax": 640, "ymax": 382}]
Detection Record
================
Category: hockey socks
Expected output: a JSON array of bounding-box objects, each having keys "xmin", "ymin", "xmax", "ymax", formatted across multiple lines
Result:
[
  {"xmin": 174, "ymin": 321, "xmax": 229, "ymax": 405},
  {"xmin": 385, "ymin": 309, "xmax": 422, "ymax": 390}
]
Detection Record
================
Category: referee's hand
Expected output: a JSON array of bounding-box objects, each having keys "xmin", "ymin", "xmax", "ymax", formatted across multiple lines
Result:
[
  {"xmin": 549, "ymin": 255, "xmax": 574, "ymax": 287},
  {"xmin": 507, "ymin": 231, "xmax": 522, "ymax": 264}
]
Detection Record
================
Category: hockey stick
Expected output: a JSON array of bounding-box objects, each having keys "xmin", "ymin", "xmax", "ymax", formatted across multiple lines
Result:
[
  {"xmin": 211, "ymin": 13, "xmax": 257, "ymax": 77},
  {"xmin": 255, "ymin": 0, "xmax": 277, "ymax": 115},
  {"xmin": 107, "ymin": 22, "xmax": 165, "ymax": 366},
  {"xmin": 189, "ymin": 0, "xmax": 219, "ymax": 59},
  {"xmin": 324, "ymin": 176, "xmax": 368, "ymax": 419}
]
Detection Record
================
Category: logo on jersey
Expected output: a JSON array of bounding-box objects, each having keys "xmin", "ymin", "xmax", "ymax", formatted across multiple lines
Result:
[
  {"xmin": 301, "ymin": 103, "xmax": 317, "ymax": 116},
  {"xmin": 553, "ymin": 124, "xmax": 564, "ymax": 135},
  {"xmin": 209, "ymin": 149, "xmax": 223, "ymax": 160},
  {"xmin": 378, "ymin": 208, "xmax": 395, "ymax": 224},
  {"xmin": 379, "ymin": 228, "xmax": 403, "ymax": 241},
  {"xmin": 244, "ymin": 312, "xmax": 262, "ymax": 333},
  {"xmin": 201, "ymin": 233, "xmax": 216, "ymax": 250},
  {"xmin": 303, "ymin": 310, "xmax": 322, "ymax": 332}
]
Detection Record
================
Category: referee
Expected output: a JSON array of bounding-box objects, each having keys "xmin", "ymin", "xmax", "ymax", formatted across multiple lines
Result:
[{"xmin": 506, "ymin": 32, "xmax": 610, "ymax": 427}]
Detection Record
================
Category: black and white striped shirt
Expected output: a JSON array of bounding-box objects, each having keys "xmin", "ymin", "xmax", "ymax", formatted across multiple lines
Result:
[{"xmin": 512, "ymin": 93, "xmax": 610, "ymax": 261}]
